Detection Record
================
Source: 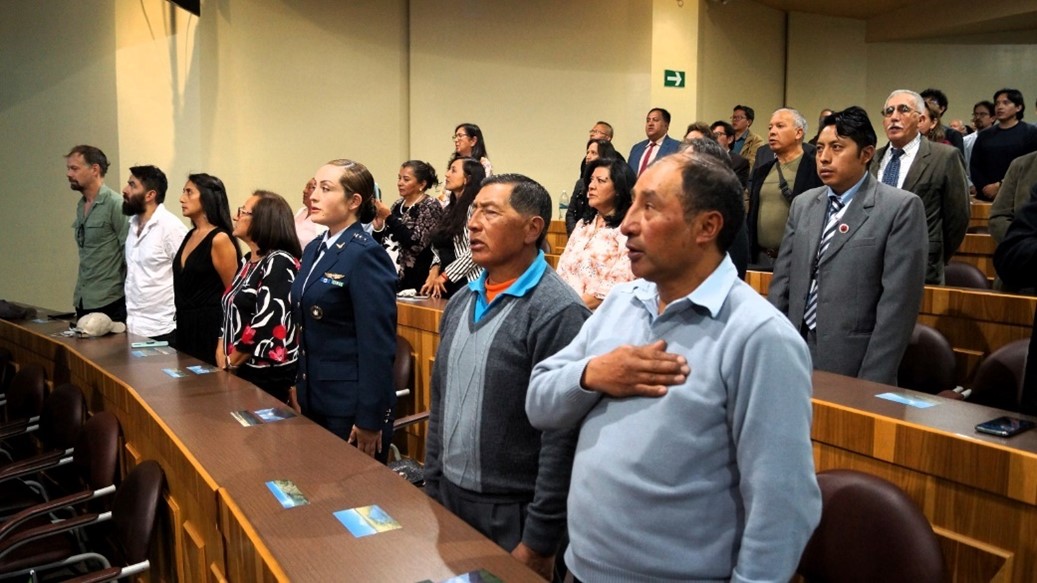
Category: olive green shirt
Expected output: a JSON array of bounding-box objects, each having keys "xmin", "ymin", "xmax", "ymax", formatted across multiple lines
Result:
[
  {"xmin": 757, "ymin": 155, "xmax": 803, "ymax": 251},
  {"xmin": 73, "ymin": 184, "xmax": 129, "ymax": 309}
]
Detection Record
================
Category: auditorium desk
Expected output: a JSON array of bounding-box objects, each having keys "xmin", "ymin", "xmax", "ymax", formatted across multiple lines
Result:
[
  {"xmin": 397, "ymin": 298, "xmax": 1037, "ymax": 582},
  {"xmin": 0, "ymin": 315, "xmax": 539, "ymax": 582},
  {"xmin": 746, "ymin": 270, "xmax": 1037, "ymax": 385}
]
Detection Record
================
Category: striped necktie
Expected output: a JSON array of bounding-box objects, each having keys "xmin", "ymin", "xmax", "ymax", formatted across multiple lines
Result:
[
  {"xmin": 881, "ymin": 148, "xmax": 904, "ymax": 186},
  {"xmin": 803, "ymin": 196, "xmax": 847, "ymax": 331}
]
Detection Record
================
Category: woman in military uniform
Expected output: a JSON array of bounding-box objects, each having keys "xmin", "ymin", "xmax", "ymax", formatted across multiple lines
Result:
[{"xmin": 291, "ymin": 159, "xmax": 398, "ymax": 462}]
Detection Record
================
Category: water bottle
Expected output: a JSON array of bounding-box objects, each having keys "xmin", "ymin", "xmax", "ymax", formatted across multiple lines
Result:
[{"xmin": 559, "ymin": 190, "xmax": 569, "ymax": 219}]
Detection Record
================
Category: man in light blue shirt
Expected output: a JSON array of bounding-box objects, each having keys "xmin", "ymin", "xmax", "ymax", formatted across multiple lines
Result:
[{"xmin": 526, "ymin": 152, "xmax": 821, "ymax": 582}]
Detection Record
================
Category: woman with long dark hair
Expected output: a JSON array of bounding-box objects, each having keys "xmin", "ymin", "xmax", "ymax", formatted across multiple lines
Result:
[
  {"xmin": 372, "ymin": 160, "xmax": 444, "ymax": 291},
  {"xmin": 218, "ymin": 190, "xmax": 302, "ymax": 403},
  {"xmin": 292, "ymin": 159, "xmax": 397, "ymax": 462},
  {"xmin": 565, "ymin": 138, "xmax": 621, "ymax": 235},
  {"xmin": 421, "ymin": 157, "xmax": 486, "ymax": 298},
  {"xmin": 174, "ymin": 173, "xmax": 241, "ymax": 364},
  {"xmin": 556, "ymin": 157, "xmax": 635, "ymax": 309}
]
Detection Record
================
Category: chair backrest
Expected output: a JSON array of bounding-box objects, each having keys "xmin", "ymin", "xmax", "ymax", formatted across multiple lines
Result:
[
  {"xmin": 112, "ymin": 460, "xmax": 165, "ymax": 565},
  {"xmin": 6, "ymin": 363, "xmax": 47, "ymax": 422},
  {"xmin": 798, "ymin": 469, "xmax": 945, "ymax": 583},
  {"xmin": 393, "ymin": 335, "xmax": 415, "ymax": 395},
  {"xmin": 969, "ymin": 339, "xmax": 1029, "ymax": 412},
  {"xmin": 898, "ymin": 323, "xmax": 957, "ymax": 394},
  {"xmin": 39, "ymin": 383, "xmax": 87, "ymax": 451},
  {"xmin": 73, "ymin": 411, "xmax": 121, "ymax": 491},
  {"xmin": 944, "ymin": 261, "xmax": 990, "ymax": 290},
  {"xmin": 0, "ymin": 347, "xmax": 14, "ymax": 395}
]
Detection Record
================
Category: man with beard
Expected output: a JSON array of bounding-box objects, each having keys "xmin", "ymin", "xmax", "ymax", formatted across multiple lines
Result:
[
  {"xmin": 121, "ymin": 165, "xmax": 187, "ymax": 341},
  {"xmin": 67, "ymin": 145, "xmax": 130, "ymax": 321}
]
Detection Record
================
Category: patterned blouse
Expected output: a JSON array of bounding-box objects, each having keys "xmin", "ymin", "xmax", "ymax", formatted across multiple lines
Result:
[
  {"xmin": 220, "ymin": 250, "xmax": 300, "ymax": 369},
  {"xmin": 556, "ymin": 216, "xmax": 633, "ymax": 300},
  {"xmin": 373, "ymin": 195, "xmax": 443, "ymax": 289}
]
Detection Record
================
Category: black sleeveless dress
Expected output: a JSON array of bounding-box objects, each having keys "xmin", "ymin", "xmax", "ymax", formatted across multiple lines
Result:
[{"xmin": 173, "ymin": 228, "xmax": 238, "ymax": 364}]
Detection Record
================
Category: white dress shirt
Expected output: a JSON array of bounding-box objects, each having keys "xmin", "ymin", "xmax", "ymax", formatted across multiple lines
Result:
[
  {"xmin": 876, "ymin": 133, "xmax": 922, "ymax": 189},
  {"xmin": 124, "ymin": 204, "xmax": 188, "ymax": 337}
]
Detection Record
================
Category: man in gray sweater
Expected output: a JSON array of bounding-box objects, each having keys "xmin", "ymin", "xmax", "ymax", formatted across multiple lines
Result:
[
  {"xmin": 527, "ymin": 153, "xmax": 821, "ymax": 582},
  {"xmin": 425, "ymin": 174, "xmax": 590, "ymax": 580}
]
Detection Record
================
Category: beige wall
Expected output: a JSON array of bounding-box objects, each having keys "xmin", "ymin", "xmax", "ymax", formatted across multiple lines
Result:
[
  {"xmin": 697, "ymin": 0, "xmax": 786, "ymax": 130},
  {"xmin": 409, "ymin": 0, "xmax": 653, "ymax": 204},
  {"xmin": 0, "ymin": 0, "xmax": 407, "ymax": 311},
  {"xmin": 0, "ymin": 0, "xmax": 120, "ymax": 311},
  {"xmin": 785, "ymin": 12, "xmax": 867, "ymax": 136}
]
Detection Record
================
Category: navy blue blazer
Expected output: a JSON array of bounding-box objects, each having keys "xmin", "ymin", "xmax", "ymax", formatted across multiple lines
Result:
[
  {"xmin": 291, "ymin": 221, "xmax": 398, "ymax": 430},
  {"xmin": 627, "ymin": 135, "xmax": 681, "ymax": 174}
]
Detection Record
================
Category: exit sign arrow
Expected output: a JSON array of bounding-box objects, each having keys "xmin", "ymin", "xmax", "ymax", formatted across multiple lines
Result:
[{"xmin": 664, "ymin": 69, "xmax": 685, "ymax": 88}]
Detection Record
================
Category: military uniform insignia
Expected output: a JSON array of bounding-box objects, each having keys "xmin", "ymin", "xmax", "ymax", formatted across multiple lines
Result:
[
  {"xmin": 310, "ymin": 305, "xmax": 324, "ymax": 319},
  {"xmin": 324, "ymin": 272, "xmax": 344, "ymax": 280}
]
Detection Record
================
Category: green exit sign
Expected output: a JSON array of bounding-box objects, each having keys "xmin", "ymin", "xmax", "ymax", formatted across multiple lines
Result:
[{"xmin": 664, "ymin": 69, "xmax": 685, "ymax": 88}]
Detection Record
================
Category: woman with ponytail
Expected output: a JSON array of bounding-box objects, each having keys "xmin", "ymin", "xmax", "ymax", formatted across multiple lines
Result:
[{"xmin": 290, "ymin": 159, "xmax": 398, "ymax": 463}]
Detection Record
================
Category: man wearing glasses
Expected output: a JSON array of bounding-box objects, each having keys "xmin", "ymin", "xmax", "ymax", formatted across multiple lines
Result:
[
  {"xmin": 730, "ymin": 104, "xmax": 764, "ymax": 170},
  {"xmin": 870, "ymin": 90, "xmax": 969, "ymax": 285},
  {"xmin": 67, "ymin": 145, "xmax": 129, "ymax": 322}
]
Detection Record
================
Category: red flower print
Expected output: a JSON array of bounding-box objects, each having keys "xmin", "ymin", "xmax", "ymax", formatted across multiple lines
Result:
[
  {"xmin": 268, "ymin": 346, "xmax": 286, "ymax": 363},
  {"xmin": 241, "ymin": 326, "xmax": 256, "ymax": 344},
  {"xmin": 272, "ymin": 325, "xmax": 287, "ymax": 340}
]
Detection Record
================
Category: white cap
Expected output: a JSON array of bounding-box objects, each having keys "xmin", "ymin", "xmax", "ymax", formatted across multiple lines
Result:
[{"xmin": 74, "ymin": 313, "xmax": 127, "ymax": 337}]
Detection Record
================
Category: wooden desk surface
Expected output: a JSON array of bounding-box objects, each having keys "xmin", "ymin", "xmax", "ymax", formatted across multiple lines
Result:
[{"xmin": 0, "ymin": 315, "xmax": 539, "ymax": 583}]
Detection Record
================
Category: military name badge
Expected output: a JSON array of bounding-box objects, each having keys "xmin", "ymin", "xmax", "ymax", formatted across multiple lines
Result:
[
  {"xmin": 310, "ymin": 305, "xmax": 324, "ymax": 320},
  {"xmin": 322, "ymin": 272, "xmax": 345, "ymax": 287}
]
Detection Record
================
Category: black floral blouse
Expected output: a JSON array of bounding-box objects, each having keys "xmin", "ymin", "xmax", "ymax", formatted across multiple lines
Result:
[
  {"xmin": 373, "ymin": 196, "xmax": 444, "ymax": 291},
  {"xmin": 220, "ymin": 251, "xmax": 300, "ymax": 369}
]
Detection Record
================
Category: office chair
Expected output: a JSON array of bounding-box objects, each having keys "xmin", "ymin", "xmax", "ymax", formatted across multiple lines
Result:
[
  {"xmin": 968, "ymin": 339, "xmax": 1029, "ymax": 412},
  {"xmin": 0, "ymin": 460, "xmax": 164, "ymax": 582},
  {"xmin": 798, "ymin": 469, "xmax": 945, "ymax": 583},
  {"xmin": 944, "ymin": 261, "xmax": 990, "ymax": 290},
  {"xmin": 897, "ymin": 323, "xmax": 957, "ymax": 394}
]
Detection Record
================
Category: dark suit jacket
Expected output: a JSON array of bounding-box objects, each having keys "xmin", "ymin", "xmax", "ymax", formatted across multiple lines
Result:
[
  {"xmin": 627, "ymin": 136, "xmax": 681, "ymax": 175},
  {"xmin": 730, "ymin": 152, "xmax": 750, "ymax": 189},
  {"xmin": 768, "ymin": 174, "xmax": 927, "ymax": 386},
  {"xmin": 992, "ymin": 187, "xmax": 1037, "ymax": 415},
  {"xmin": 870, "ymin": 138, "xmax": 969, "ymax": 284},
  {"xmin": 747, "ymin": 145, "xmax": 823, "ymax": 257},
  {"xmin": 291, "ymin": 222, "xmax": 398, "ymax": 429}
]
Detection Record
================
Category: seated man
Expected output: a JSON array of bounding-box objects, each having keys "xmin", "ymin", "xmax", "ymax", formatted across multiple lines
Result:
[
  {"xmin": 424, "ymin": 174, "xmax": 590, "ymax": 580},
  {"xmin": 527, "ymin": 152, "xmax": 821, "ymax": 582}
]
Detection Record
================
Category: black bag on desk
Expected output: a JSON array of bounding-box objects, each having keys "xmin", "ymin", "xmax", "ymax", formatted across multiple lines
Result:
[{"xmin": 0, "ymin": 300, "xmax": 36, "ymax": 320}]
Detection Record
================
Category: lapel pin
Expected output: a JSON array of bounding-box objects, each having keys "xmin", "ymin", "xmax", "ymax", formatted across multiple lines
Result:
[
  {"xmin": 336, "ymin": 242, "xmax": 345, "ymax": 249},
  {"xmin": 838, "ymin": 224, "xmax": 849, "ymax": 234}
]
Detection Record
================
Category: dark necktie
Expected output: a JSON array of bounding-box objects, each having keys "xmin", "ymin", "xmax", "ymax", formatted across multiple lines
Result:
[
  {"xmin": 306, "ymin": 240, "xmax": 329, "ymax": 286},
  {"xmin": 803, "ymin": 196, "xmax": 846, "ymax": 331},
  {"xmin": 881, "ymin": 148, "xmax": 904, "ymax": 186}
]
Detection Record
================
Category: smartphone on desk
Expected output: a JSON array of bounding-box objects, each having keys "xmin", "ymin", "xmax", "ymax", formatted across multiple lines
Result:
[
  {"xmin": 975, "ymin": 416, "xmax": 1036, "ymax": 438},
  {"xmin": 130, "ymin": 340, "xmax": 169, "ymax": 349}
]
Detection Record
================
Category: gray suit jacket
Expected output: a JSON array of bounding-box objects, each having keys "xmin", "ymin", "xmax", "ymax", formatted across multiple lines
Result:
[
  {"xmin": 768, "ymin": 174, "xmax": 927, "ymax": 386},
  {"xmin": 990, "ymin": 150, "xmax": 1037, "ymax": 243},
  {"xmin": 869, "ymin": 139, "xmax": 969, "ymax": 285}
]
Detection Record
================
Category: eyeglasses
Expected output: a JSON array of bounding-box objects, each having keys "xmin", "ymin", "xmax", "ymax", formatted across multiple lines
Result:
[
  {"xmin": 236, "ymin": 206, "xmax": 253, "ymax": 217},
  {"xmin": 452, "ymin": 133, "xmax": 469, "ymax": 140},
  {"xmin": 881, "ymin": 104, "xmax": 917, "ymax": 118},
  {"xmin": 730, "ymin": 115, "xmax": 747, "ymax": 121},
  {"xmin": 75, "ymin": 223, "xmax": 85, "ymax": 248}
]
